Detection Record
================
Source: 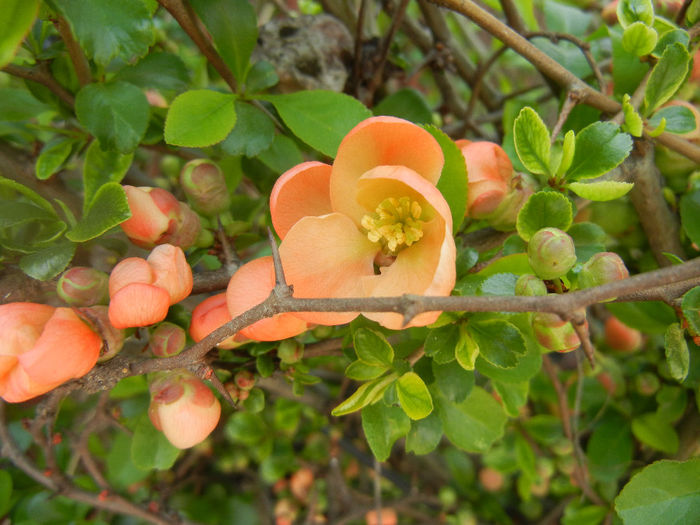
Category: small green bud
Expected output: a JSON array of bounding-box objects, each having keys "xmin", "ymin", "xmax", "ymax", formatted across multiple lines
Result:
[
  {"xmin": 180, "ymin": 159, "xmax": 230, "ymax": 216},
  {"xmin": 278, "ymin": 339, "xmax": 303, "ymax": 364},
  {"xmin": 578, "ymin": 252, "xmax": 629, "ymax": 289},
  {"xmin": 527, "ymin": 227, "xmax": 577, "ymax": 280},
  {"xmin": 57, "ymin": 267, "xmax": 109, "ymax": 306},
  {"xmin": 515, "ymin": 274, "xmax": 548, "ymax": 296},
  {"xmin": 149, "ymin": 322, "xmax": 187, "ymax": 357}
]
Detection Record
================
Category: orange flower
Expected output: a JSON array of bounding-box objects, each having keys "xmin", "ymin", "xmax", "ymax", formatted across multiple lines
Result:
[
  {"xmin": 228, "ymin": 116, "xmax": 455, "ymax": 335},
  {"xmin": 108, "ymin": 244, "xmax": 193, "ymax": 329},
  {"xmin": 0, "ymin": 303, "xmax": 102, "ymax": 402}
]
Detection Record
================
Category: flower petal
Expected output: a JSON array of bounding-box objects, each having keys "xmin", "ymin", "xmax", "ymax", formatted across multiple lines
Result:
[
  {"xmin": 120, "ymin": 186, "xmax": 171, "ymax": 244},
  {"xmin": 109, "ymin": 283, "xmax": 171, "ymax": 329},
  {"xmin": 226, "ymin": 257, "xmax": 308, "ymax": 341},
  {"xmin": 0, "ymin": 303, "xmax": 55, "ymax": 366},
  {"xmin": 148, "ymin": 244, "xmax": 193, "ymax": 304},
  {"xmin": 280, "ymin": 213, "xmax": 377, "ymax": 325},
  {"xmin": 331, "ymin": 116, "xmax": 444, "ymax": 223},
  {"xmin": 190, "ymin": 294, "xmax": 244, "ymax": 349},
  {"xmin": 458, "ymin": 141, "xmax": 513, "ymax": 218},
  {"xmin": 0, "ymin": 365, "xmax": 49, "ymax": 403},
  {"xmin": 109, "ymin": 257, "xmax": 154, "ymax": 297},
  {"xmin": 19, "ymin": 307, "xmax": 102, "ymax": 387},
  {"xmin": 270, "ymin": 161, "xmax": 333, "ymax": 239}
]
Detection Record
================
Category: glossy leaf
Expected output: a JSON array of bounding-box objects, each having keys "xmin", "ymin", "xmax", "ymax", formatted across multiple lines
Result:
[
  {"xmin": 493, "ymin": 380, "xmax": 529, "ymax": 417},
  {"xmin": 396, "ymin": 372, "xmax": 433, "ymax": 420},
  {"xmin": 566, "ymin": 122, "xmax": 633, "ymax": 180},
  {"xmin": 621, "ymin": 94, "xmax": 643, "ymax": 137},
  {"xmin": 616, "ymin": 0, "xmax": 654, "ymax": 28},
  {"xmin": 75, "ymin": 82, "xmax": 150, "ymax": 153},
  {"xmin": 665, "ymin": 323, "xmax": 689, "ymax": 382},
  {"xmin": 345, "ymin": 360, "xmax": 388, "ymax": 381},
  {"xmin": 405, "ymin": 411, "xmax": 442, "ymax": 455},
  {"xmin": 35, "ymin": 138, "xmax": 75, "ymax": 180},
  {"xmin": 622, "ymin": 22, "xmax": 658, "ymax": 56},
  {"xmin": 455, "ymin": 329, "xmax": 479, "ymax": 371},
  {"xmin": 648, "ymin": 105, "xmax": 697, "ymax": 135},
  {"xmin": 131, "ymin": 415, "xmax": 179, "ymax": 470},
  {"xmin": 513, "ymin": 107, "xmax": 551, "ymax": 176},
  {"xmin": 361, "ymin": 402, "xmax": 411, "ymax": 461},
  {"xmin": 516, "ymin": 191, "xmax": 573, "ymax": 241},
  {"xmin": 331, "ymin": 373, "xmax": 397, "ymax": 417},
  {"xmin": 82, "ymin": 141, "xmax": 133, "ymax": 211},
  {"xmin": 221, "ymin": 101, "xmax": 275, "ymax": 157},
  {"xmin": 353, "ymin": 328, "xmax": 394, "ymax": 367},
  {"xmin": 0, "ymin": 0, "xmax": 39, "ymax": 69},
  {"xmin": 432, "ymin": 360, "xmax": 474, "ymax": 403},
  {"xmin": 424, "ymin": 324, "xmax": 458, "ymax": 364},
  {"xmin": 375, "ymin": 88, "xmax": 433, "ymax": 124},
  {"xmin": 19, "ymin": 240, "xmax": 75, "ymax": 281},
  {"xmin": 567, "ymin": 181, "xmax": 634, "ymax": 201},
  {"xmin": 113, "ymin": 52, "xmax": 189, "ymax": 92},
  {"xmin": 643, "ymin": 43, "xmax": 691, "ymax": 116},
  {"xmin": 164, "ymin": 90, "xmax": 236, "ymax": 148},
  {"xmin": 67, "ymin": 183, "xmax": 130, "ymax": 242}
]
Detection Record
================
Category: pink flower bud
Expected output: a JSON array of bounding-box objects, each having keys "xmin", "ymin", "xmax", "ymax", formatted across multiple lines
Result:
[
  {"xmin": 515, "ymin": 274, "xmax": 548, "ymax": 296},
  {"xmin": 527, "ymin": 228, "xmax": 577, "ymax": 280},
  {"xmin": 180, "ymin": 159, "xmax": 231, "ymax": 216},
  {"xmin": 149, "ymin": 322, "xmax": 186, "ymax": 357},
  {"xmin": 0, "ymin": 303, "xmax": 102, "ymax": 402},
  {"xmin": 456, "ymin": 140, "xmax": 513, "ymax": 219},
  {"xmin": 486, "ymin": 173, "xmax": 535, "ymax": 231},
  {"xmin": 577, "ymin": 252, "xmax": 629, "ymax": 289},
  {"xmin": 120, "ymin": 186, "xmax": 201, "ymax": 249},
  {"xmin": 278, "ymin": 339, "xmax": 303, "ymax": 364},
  {"xmin": 190, "ymin": 294, "xmax": 245, "ymax": 349},
  {"xmin": 234, "ymin": 370, "xmax": 256, "ymax": 391},
  {"xmin": 532, "ymin": 313, "xmax": 581, "ymax": 353},
  {"xmin": 148, "ymin": 371, "xmax": 221, "ymax": 449},
  {"xmin": 57, "ymin": 267, "xmax": 109, "ymax": 306},
  {"xmin": 108, "ymin": 245, "xmax": 193, "ymax": 329}
]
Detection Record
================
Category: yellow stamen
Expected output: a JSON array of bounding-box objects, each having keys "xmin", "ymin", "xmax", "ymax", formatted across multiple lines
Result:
[{"xmin": 361, "ymin": 197, "xmax": 425, "ymax": 255}]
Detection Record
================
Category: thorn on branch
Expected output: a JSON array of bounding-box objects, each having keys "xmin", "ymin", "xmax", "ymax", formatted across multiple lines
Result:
[{"xmin": 268, "ymin": 228, "xmax": 293, "ymax": 298}]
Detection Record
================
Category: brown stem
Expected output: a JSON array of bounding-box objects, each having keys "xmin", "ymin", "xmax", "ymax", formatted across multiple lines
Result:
[
  {"xmin": 550, "ymin": 90, "xmax": 583, "ymax": 145},
  {"xmin": 499, "ymin": 0, "xmax": 527, "ymax": 32},
  {"xmin": 54, "ymin": 16, "xmax": 91, "ymax": 86},
  {"xmin": 2, "ymin": 64, "xmax": 76, "ymax": 108}
]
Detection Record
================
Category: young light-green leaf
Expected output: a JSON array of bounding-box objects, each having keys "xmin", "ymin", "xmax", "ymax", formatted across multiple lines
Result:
[
  {"xmin": 67, "ymin": 182, "xmax": 130, "ymax": 242},
  {"xmin": 258, "ymin": 91, "xmax": 371, "ymax": 157},
  {"xmin": 616, "ymin": 0, "xmax": 655, "ymax": 28},
  {"xmin": 426, "ymin": 125, "xmax": 467, "ymax": 233},
  {"xmin": 164, "ymin": 90, "xmax": 236, "ymax": 148},
  {"xmin": 396, "ymin": 372, "xmax": 433, "ymax": 420},
  {"xmin": 353, "ymin": 328, "xmax": 394, "ymax": 367},
  {"xmin": 0, "ymin": 0, "xmax": 38, "ymax": 69},
  {"xmin": 556, "ymin": 130, "xmax": 576, "ymax": 176},
  {"xmin": 621, "ymin": 94, "xmax": 644, "ymax": 137},
  {"xmin": 664, "ymin": 323, "xmax": 689, "ymax": 382},
  {"xmin": 361, "ymin": 402, "xmax": 411, "ymax": 461},
  {"xmin": 516, "ymin": 191, "xmax": 573, "ymax": 241},
  {"xmin": 468, "ymin": 319, "xmax": 526, "ymax": 369},
  {"xmin": 345, "ymin": 360, "xmax": 388, "ymax": 381},
  {"xmin": 567, "ymin": 181, "xmax": 634, "ymax": 201},
  {"xmin": 455, "ymin": 329, "xmax": 480, "ymax": 371},
  {"xmin": 643, "ymin": 43, "xmax": 691, "ymax": 116},
  {"xmin": 331, "ymin": 373, "xmax": 397, "ymax": 417},
  {"xmin": 75, "ymin": 82, "xmax": 150, "ymax": 153},
  {"xmin": 513, "ymin": 107, "xmax": 551, "ymax": 176},
  {"xmin": 82, "ymin": 141, "xmax": 133, "ymax": 211},
  {"xmin": 566, "ymin": 121, "xmax": 633, "ymax": 180},
  {"xmin": 621, "ymin": 22, "xmax": 658, "ymax": 57}
]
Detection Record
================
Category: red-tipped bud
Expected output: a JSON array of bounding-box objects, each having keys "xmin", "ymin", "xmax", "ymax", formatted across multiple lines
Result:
[
  {"xmin": 234, "ymin": 370, "xmax": 256, "ymax": 391},
  {"xmin": 57, "ymin": 267, "xmax": 110, "ymax": 306},
  {"xmin": 604, "ymin": 316, "xmax": 642, "ymax": 352},
  {"xmin": 148, "ymin": 371, "xmax": 221, "ymax": 449},
  {"xmin": 120, "ymin": 186, "xmax": 201, "ymax": 249},
  {"xmin": 365, "ymin": 508, "xmax": 398, "ymax": 525},
  {"xmin": 149, "ymin": 322, "xmax": 187, "ymax": 357},
  {"xmin": 289, "ymin": 467, "xmax": 314, "ymax": 502},
  {"xmin": 76, "ymin": 305, "xmax": 125, "ymax": 362},
  {"xmin": 278, "ymin": 339, "xmax": 303, "ymax": 364},
  {"xmin": 478, "ymin": 467, "xmax": 504, "ymax": 492},
  {"xmin": 457, "ymin": 140, "xmax": 513, "ymax": 219},
  {"xmin": 515, "ymin": 274, "xmax": 548, "ymax": 296},
  {"xmin": 532, "ymin": 313, "xmax": 581, "ymax": 353},
  {"xmin": 578, "ymin": 252, "xmax": 629, "ymax": 290},
  {"xmin": 180, "ymin": 159, "xmax": 231, "ymax": 216},
  {"xmin": 527, "ymin": 227, "xmax": 577, "ymax": 280}
]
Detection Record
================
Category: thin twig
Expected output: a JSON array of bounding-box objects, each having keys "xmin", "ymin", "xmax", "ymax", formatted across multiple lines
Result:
[
  {"xmin": 550, "ymin": 91, "xmax": 583, "ymax": 145},
  {"xmin": 571, "ymin": 309, "xmax": 595, "ymax": 366},
  {"xmin": 2, "ymin": 64, "xmax": 76, "ymax": 108},
  {"xmin": 54, "ymin": 16, "xmax": 91, "ymax": 86}
]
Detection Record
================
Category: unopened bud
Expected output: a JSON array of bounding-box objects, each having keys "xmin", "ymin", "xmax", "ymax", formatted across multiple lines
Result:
[
  {"xmin": 486, "ymin": 173, "xmax": 535, "ymax": 231},
  {"xmin": 532, "ymin": 312, "xmax": 581, "ymax": 353},
  {"xmin": 234, "ymin": 370, "xmax": 256, "ymax": 391},
  {"xmin": 180, "ymin": 159, "xmax": 231, "ymax": 216},
  {"xmin": 57, "ymin": 267, "xmax": 109, "ymax": 306},
  {"xmin": 578, "ymin": 252, "xmax": 629, "ymax": 290},
  {"xmin": 527, "ymin": 227, "xmax": 577, "ymax": 280},
  {"xmin": 604, "ymin": 316, "xmax": 642, "ymax": 352},
  {"xmin": 515, "ymin": 274, "xmax": 548, "ymax": 296},
  {"xmin": 149, "ymin": 322, "xmax": 187, "ymax": 357},
  {"xmin": 278, "ymin": 339, "xmax": 303, "ymax": 364}
]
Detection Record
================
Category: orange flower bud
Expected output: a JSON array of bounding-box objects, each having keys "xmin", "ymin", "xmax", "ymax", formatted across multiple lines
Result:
[
  {"xmin": 148, "ymin": 370, "xmax": 221, "ymax": 449},
  {"xmin": 457, "ymin": 141, "xmax": 513, "ymax": 219},
  {"xmin": 57, "ymin": 267, "xmax": 109, "ymax": 306}
]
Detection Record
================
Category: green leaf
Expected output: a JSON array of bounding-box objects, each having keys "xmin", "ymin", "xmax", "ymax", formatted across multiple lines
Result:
[
  {"xmin": 353, "ymin": 328, "xmax": 394, "ymax": 367},
  {"xmin": 643, "ymin": 43, "xmax": 691, "ymax": 116},
  {"xmin": 563, "ymin": 505, "xmax": 608, "ymax": 525},
  {"xmin": 567, "ymin": 181, "xmax": 634, "ymax": 201},
  {"xmin": 222, "ymin": 101, "xmax": 275, "ymax": 157},
  {"xmin": 113, "ymin": 52, "xmax": 189, "ymax": 92},
  {"xmin": 681, "ymin": 287, "xmax": 700, "ymax": 336},
  {"xmin": 567, "ymin": 122, "xmax": 633, "ymax": 180},
  {"xmin": 374, "ymin": 88, "xmax": 433, "ymax": 124},
  {"xmin": 649, "ymin": 105, "xmax": 697, "ymax": 135},
  {"xmin": 67, "ymin": 182, "xmax": 130, "ymax": 242},
  {"xmin": 225, "ymin": 412, "xmax": 267, "ymax": 446},
  {"xmin": 493, "ymin": 380, "xmax": 529, "ymax": 417},
  {"xmin": 617, "ymin": 0, "xmax": 655, "ymax": 28},
  {"xmin": 331, "ymin": 373, "xmax": 397, "ymax": 417},
  {"xmin": 35, "ymin": 138, "xmax": 75, "ymax": 180},
  {"xmin": 405, "ymin": 411, "xmax": 442, "ymax": 455},
  {"xmin": 257, "ymin": 134, "xmax": 304, "ymax": 174},
  {"xmin": 258, "ymin": 91, "xmax": 371, "ymax": 157},
  {"xmin": 164, "ymin": 90, "xmax": 236, "ymax": 148},
  {"xmin": 432, "ymin": 360, "xmax": 474, "ymax": 403},
  {"xmin": 556, "ymin": 130, "xmax": 576, "ymax": 176},
  {"xmin": 622, "ymin": 22, "xmax": 658, "ymax": 56},
  {"xmin": 345, "ymin": 360, "xmax": 388, "ymax": 381},
  {"xmin": 55, "ymin": 0, "xmax": 154, "ymax": 66},
  {"xmin": 611, "ymin": 28, "xmax": 650, "ymax": 96},
  {"xmin": 680, "ymin": 189, "xmax": 700, "ymax": 246},
  {"xmin": 0, "ymin": 176, "xmax": 59, "ymax": 219},
  {"xmin": 0, "ymin": 470, "xmax": 12, "ymax": 516},
  {"xmin": 361, "ymin": 402, "xmax": 411, "ymax": 461},
  {"xmin": 652, "ymin": 29, "xmax": 690, "ymax": 58},
  {"xmin": 631, "ymin": 413, "xmax": 679, "ymax": 454},
  {"xmin": 665, "ymin": 323, "xmax": 690, "ymax": 382},
  {"xmin": 245, "ymin": 60, "xmax": 279, "ymax": 93},
  {"xmin": 513, "ymin": 107, "xmax": 551, "ymax": 176},
  {"xmin": 19, "ymin": 241, "xmax": 75, "ymax": 281},
  {"xmin": 0, "ymin": 0, "xmax": 39, "ymax": 69},
  {"xmin": 75, "ymin": 82, "xmax": 149, "ymax": 153},
  {"xmin": 131, "ymin": 415, "xmax": 179, "ymax": 470},
  {"xmin": 0, "ymin": 88, "xmax": 52, "ymax": 121},
  {"xmin": 435, "ymin": 386, "xmax": 506, "ymax": 453},
  {"xmin": 396, "ymin": 372, "xmax": 433, "ymax": 420},
  {"xmin": 468, "ymin": 319, "xmax": 526, "ymax": 369},
  {"xmin": 422, "ymin": 125, "xmax": 467, "ymax": 233},
  {"xmin": 586, "ymin": 412, "xmax": 633, "ymax": 483},
  {"xmin": 190, "ymin": 0, "xmax": 258, "ymax": 84},
  {"xmin": 424, "ymin": 324, "xmax": 458, "ymax": 364},
  {"xmin": 82, "ymin": 141, "xmax": 133, "ymax": 210},
  {"xmin": 256, "ymin": 354, "xmax": 274, "ymax": 378},
  {"xmin": 621, "ymin": 94, "xmax": 644, "ymax": 137},
  {"xmin": 455, "ymin": 329, "xmax": 479, "ymax": 370},
  {"xmin": 615, "ymin": 458, "xmax": 700, "ymax": 524},
  {"xmin": 516, "ymin": 191, "xmax": 573, "ymax": 241},
  {"xmin": 606, "ymin": 301, "xmax": 677, "ymax": 334},
  {"xmin": 242, "ymin": 387, "xmax": 265, "ymax": 413}
]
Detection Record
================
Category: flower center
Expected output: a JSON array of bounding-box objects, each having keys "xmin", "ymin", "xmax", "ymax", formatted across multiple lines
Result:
[{"xmin": 361, "ymin": 196, "xmax": 425, "ymax": 255}]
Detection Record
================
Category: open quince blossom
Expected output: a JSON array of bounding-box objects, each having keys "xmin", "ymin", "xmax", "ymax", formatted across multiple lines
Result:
[
  {"xmin": 0, "ymin": 303, "xmax": 102, "ymax": 402},
  {"xmin": 227, "ymin": 116, "xmax": 456, "ymax": 336},
  {"xmin": 108, "ymin": 244, "xmax": 193, "ymax": 329}
]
